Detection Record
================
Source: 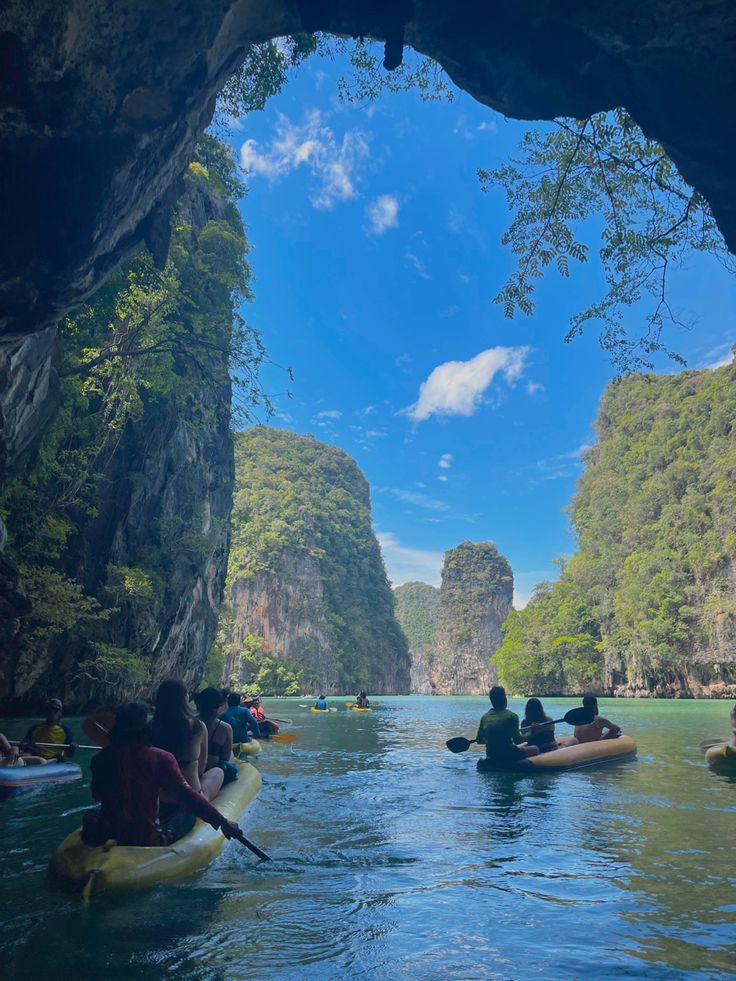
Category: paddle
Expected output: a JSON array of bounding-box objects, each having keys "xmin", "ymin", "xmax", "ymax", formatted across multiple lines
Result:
[
  {"xmin": 231, "ymin": 827, "xmax": 271, "ymax": 861},
  {"xmin": 446, "ymin": 706, "xmax": 594, "ymax": 754},
  {"xmin": 11, "ymin": 739, "xmax": 98, "ymax": 751},
  {"xmin": 265, "ymin": 732, "xmax": 298, "ymax": 745},
  {"xmin": 268, "ymin": 718, "xmax": 293, "ymax": 726},
  {"xmin": 699, "ymin": 737, "xmax": 728, "ymax": 750}
]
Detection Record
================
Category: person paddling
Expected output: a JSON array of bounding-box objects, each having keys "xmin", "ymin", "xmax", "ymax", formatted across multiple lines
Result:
[
  {"xmin": 82, "ymin": 701, "xmax": 241, "ymax": 847},
  {"xmin": 1, "ymin": 731, "xmax": 47, "ymax": 767},
  {"xmin": 314, "ymin": 694, "xmax": 328, "ymax": 710},
  {"xmin": 476, "ymin": 686, "xmax": 539, "ymax": 765},
  {"xmin": 573, "ymin": 695, "xmax": 621, "ymax": 743},
  {"xmin": 243, "ymin": 694, "xmax": 279, "ymax": 735},
  {"xmin": 221, "ymin": 693, "xmax": 261, "ymax": 743},
  {"xmin": 355, "ymin": 691, "xmax": 370, "ymax": 708},
  {"xmin": 23, "ymin": 698, "xmax": 76, "ymax": 761},
  {"xmin": 520, "ymin": 697, "xmax": 558, "ymax": 753}
]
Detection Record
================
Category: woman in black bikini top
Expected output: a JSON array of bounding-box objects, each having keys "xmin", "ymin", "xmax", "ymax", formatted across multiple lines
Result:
[
  {"xmin": 195, "ymin": 687, "xmax": 234, "ymax": 771},
  {"xmin": 150, "ymin": 679, "xmax": 224, "ymax": 802}
]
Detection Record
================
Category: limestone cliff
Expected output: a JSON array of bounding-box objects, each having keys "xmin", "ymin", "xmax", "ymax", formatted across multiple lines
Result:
[
  {"xmin": 218, "ymin": 428, "xmax": 411, "ymax": 694},
  {"xmin": 0, "ymin": 155, "xmax": 246, "ymax": 709},
  {"xmin": 394, "ymin": 581, "xmax": 440, "ymax": 695},
  {"xmin": 395, "ymin": 543, "xmax": 513, "ymax": 695},
  {"xmin": 493, "ymin": 362, "xmax": 736, "ymax": 699}
]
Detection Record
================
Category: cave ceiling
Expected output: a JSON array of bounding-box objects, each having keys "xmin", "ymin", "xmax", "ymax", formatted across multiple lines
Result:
[{"xmin": 0, "ymin": 0, "xmax": 734, "ymax": 472}]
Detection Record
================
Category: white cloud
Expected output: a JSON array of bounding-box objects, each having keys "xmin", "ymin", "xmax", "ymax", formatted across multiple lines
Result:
[
  {"xmin": 405, "ymin": 346, "xmax": 530, "ymax": 422},
  {"xmin": 405, "ymin": 251, "xmax": 429, "ymax": 280},
  {"xmin": 314, "ymin": 409, "xmax": 342, "ymax": 420},
  {"xmin": 377, "ymin": 532, "xmax": 444, "ymax": 587},
  {"xmin": 698, "ymin": 342, "xmax": 734, "ymax": 370},
  {"xmin": 365, "ymin": 194, "xmax": 399, "ymax": 235},
  {"xmin": 364, "ymin": 430, "xmax": 387, "ymax": 439},
  {"xmin": 526, "ymin": 380, "xmax": 544, "ymax": 395},
  {"xmin": 448, "ymin": 207, "xmax": 463, "ymax": 233},
  {"xmin": 477, "ymin": 119, "xmax": 498, "ymax": 134},
  {"xmin": 380, "ymin": 487, "xmax": 450, "ymax": 512},
  {"xmin": 535, "ymin": 443, "xmax": 592, "ymax": 481},
  {"xmin": 438, "ymin": 453, "xmax": 453, "ymax": 470},
  {"xmin": 438, "ymin": 475, "xmax": 448, "ymax": 482},
  {"xmin": 240, "ymin": 109, "xmax": 369, "ymax": 210},
  {"xmin": 361, "ymin": 405, "xmax": 376, "ymax": 417}
]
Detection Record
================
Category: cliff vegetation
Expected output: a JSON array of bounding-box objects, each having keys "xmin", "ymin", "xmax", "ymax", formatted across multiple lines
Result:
[
  {"xmin": 214, "ymin": 427, "xmax": 411, "ymax": 694},
  {"xmin": 494, "ymin": 360, "xmax": 736, "ymax": 697},
  {"xmin": 0, "ymin": 138, "xmax": 264, "ymax": 707}
]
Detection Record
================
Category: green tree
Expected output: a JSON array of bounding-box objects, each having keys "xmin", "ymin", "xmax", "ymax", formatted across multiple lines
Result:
[{"xmin": 480, "ymin": 109, "xmax": 735, "ymax": 371}]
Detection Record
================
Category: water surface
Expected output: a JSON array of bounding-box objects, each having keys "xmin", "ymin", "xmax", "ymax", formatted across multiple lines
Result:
[{"xmin": 1, "ymin": 697, "xmax": 734, "ymax": 980}]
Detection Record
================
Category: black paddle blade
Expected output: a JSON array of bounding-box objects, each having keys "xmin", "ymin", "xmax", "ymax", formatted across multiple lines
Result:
[
  {"xmin": 446, "ymin": 736, "xmax": 474, "ymax": 754},
  {"xmin": 563, "ymin": 706, "xmax": 595, "ymax": 726}
]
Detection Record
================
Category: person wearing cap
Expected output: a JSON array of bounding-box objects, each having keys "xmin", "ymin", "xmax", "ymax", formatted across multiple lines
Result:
[
  {"xmin": 242, "ymin": 694, "xmax": 279, "ymax": 735},
  {"xmin": 82, "ymin": 701, "xmax": 242, "ymax": 847},
  {"xmin": 23, "ymin": 698, "xmax": 76, "ymax": 761}
]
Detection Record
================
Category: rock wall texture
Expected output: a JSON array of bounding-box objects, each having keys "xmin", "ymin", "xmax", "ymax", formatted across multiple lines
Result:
[
  {"xmin": 220, "ymin": 427, "xmax": 411, "ymax": 694},
  {"xmin": 431, "ymin": 541, "xmax": 514, "ymax": 695},
  {"xmin": 394, "ymin": 581, "xmax": 440, "ymax": 695},
  {"xmin": 2, "ymin": 1, "xmax": 736, "ymax": 475},
  {"xmin": 395, "ymin": 543, "xmax": 513, "ymax": 695},
  {"xmin": 0, "ymin": 174, "xmax": 236, "ymax": 710}
]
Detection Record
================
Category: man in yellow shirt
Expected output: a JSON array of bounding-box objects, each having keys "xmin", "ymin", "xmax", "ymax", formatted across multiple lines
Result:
[{"xmin": 24, "ymin": 698, "xmax": 75, "ymax": 761}]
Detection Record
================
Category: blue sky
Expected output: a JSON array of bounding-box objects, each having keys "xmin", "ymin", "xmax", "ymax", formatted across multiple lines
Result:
[{"xmin": 219, "ymin": 46, "xmax": 736, "ymax": 607}]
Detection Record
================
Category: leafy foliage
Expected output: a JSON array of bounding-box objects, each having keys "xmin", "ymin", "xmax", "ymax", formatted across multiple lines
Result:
[
  {"xmin": 394, "ymin": 582, "xmax": 440, "ymax": 658},
  {"xmin": 1, "ymin": 140, "xmax": 264, "ymax": 694},
  {"xmin": 218, "ymin": 427, "xmax": 409, "ymax": 692},
  {"xmin": 493, "ymin": 359, "xmax": 736, "ymax": 694},
  {"xmin": 480, "ymin": 109, "xmax": 735, "ymax": 371}
]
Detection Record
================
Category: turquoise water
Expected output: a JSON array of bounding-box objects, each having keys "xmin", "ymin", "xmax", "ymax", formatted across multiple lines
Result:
[{"xmin": 1, "ymin": 696, "xmax": 734, "ymax": 980}]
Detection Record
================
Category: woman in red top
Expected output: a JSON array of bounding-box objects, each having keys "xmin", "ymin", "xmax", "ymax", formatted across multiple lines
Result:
[{"xmin": 83, "ymin": 701, "xmax": 240, "ymax": 847}]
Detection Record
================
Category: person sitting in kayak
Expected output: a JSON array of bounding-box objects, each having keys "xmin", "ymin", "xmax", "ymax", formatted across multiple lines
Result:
[
  {"xmin": 520, "ymin": 697, "xmax": 558, "ymax": 753},
  {"xmin": 149, "ymin": 678, "xmax": 224, "ymax": 804},
  {"xmin": 23, "ymin": 698, "xmax": 76, "ymax": 761},
  {"xmin": 221, "ymin": 693, "xmax": 261, "ymax": 744},
  {"xmin": 573, "ymin": 695, "xmax": 621, "ymax": 743},
  {"xmin": 82, "ymin": 701, "xmax": 241, "ymax": 847},
  {"xmin": 0, "ymin": 731, "xmax": 47, "ymax": 767},
  {"xmin": 355, "ymin": 691, "xmax": 370, "ymax": 708},
  {"xmin": 243, "ymin": 694, "xmax": 279, "ymax": 735},
  {"xmin": 476, "ymin": 686, "xmax": 539, "ymax": 765},
  {"xmin": 314, "ymin": 695, "xmax": 328, "ymax": 710},
  {"xmin": 196, "ymin": 687, "xmax": 237, "ymax": 782}
]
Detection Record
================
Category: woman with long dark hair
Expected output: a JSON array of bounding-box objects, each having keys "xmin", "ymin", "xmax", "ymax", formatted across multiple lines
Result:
[
  {"xmin": 194, "ymin": 687, "xmax": 234, "ymax": 775},
  {"xmin": 149, "ymin": 679, "xmax": 224, "ymax": 801},
  {"xmin": 520, "ymin": 697, "xmax": 558, "ymax": 753}
]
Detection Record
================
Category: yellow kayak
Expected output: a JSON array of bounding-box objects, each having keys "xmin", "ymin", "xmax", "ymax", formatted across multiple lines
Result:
[
  {"xmin": 310, "ymin": 707, "xmax": 329, "ymax": 713},
  {"xmin": 234, "ymin": 739, "xmax": 261, "ymax": 756},
  {"xmin": 705, "ymin": 742, "xmax": 736, "ymax": 775},
  {"xmin": 49, "ymin": 760, "xmax": 261, "ymax": 897},
  {"xmin": 349, "ymin": 706, "xmax": 372, "ymax": 712},
  {"xmin": 477, "ymin": 735, "xmax": 637, "ymax": 772}
]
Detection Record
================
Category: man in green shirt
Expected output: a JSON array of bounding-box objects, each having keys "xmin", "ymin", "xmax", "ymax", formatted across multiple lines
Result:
[{"xmin": 476, "ymin": 686, "xmax": 540, "ymax": 764}]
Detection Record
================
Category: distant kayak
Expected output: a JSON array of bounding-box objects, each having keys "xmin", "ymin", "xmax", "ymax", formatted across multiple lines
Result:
[
  {"xmin": 0, "ymin": 761, "xmax": 81, "ymax": 798},
  {"xmin": 349, "ymin": 706, "xmax": 371, "ymax": 712},
  {"xmin": 705, "ymin": 742, "xmax": 736, "ymax": 775},
  {"xmin": 477, "ymin": 736, "xmax": 637, "ymax": 773},
  {"xmin": 310, "ymin": 707, "xmax": 329, "ymax": 713},
  {"xmin": 49, "ymin": 760, "xmax": 261, "ymax": 897}
]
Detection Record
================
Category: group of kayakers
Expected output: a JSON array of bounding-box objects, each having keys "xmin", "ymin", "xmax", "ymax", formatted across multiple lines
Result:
[
  {"xmin": 81, "ymin": 682, "xmax": 284, "ymax": 846},
  {"xmin": 312, "ymin": 691, "xmax": 370, "ymax": 710},
  {"xmin": 476, "ymin": 687, "xmax": 622, "ymax": 765}
]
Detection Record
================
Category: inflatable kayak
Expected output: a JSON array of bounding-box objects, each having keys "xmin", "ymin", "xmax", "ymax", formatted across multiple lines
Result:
[
  {"xmin": 310, "ymin": 707, "xmax": 329, "ymax": 713},
  {"xmin": 477, "ymin": 735, "xmax": 637, "ymax": 773},
  {"xmin": 49, "ymin": 760, "xmax": 261, "ymax": 897},
  {"xmin": 705, "ymin": 742, "xmax": 736, "ymax": 776},
  {"xmin": 234, "ymin": 739, "xmax": 260, "ymax": 756},
  {"xmin": 0, "ymin": 761, "xmax": 81, "ymax": 798},
  {"xmin": 349, "ymin": 706, "xmax": 371, "ymax": 712}
]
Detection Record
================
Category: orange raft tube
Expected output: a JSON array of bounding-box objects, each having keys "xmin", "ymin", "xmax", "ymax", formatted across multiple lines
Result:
[{"xmin": 477, "ymin": 735, "xmax": 637, "ymax": 773}]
